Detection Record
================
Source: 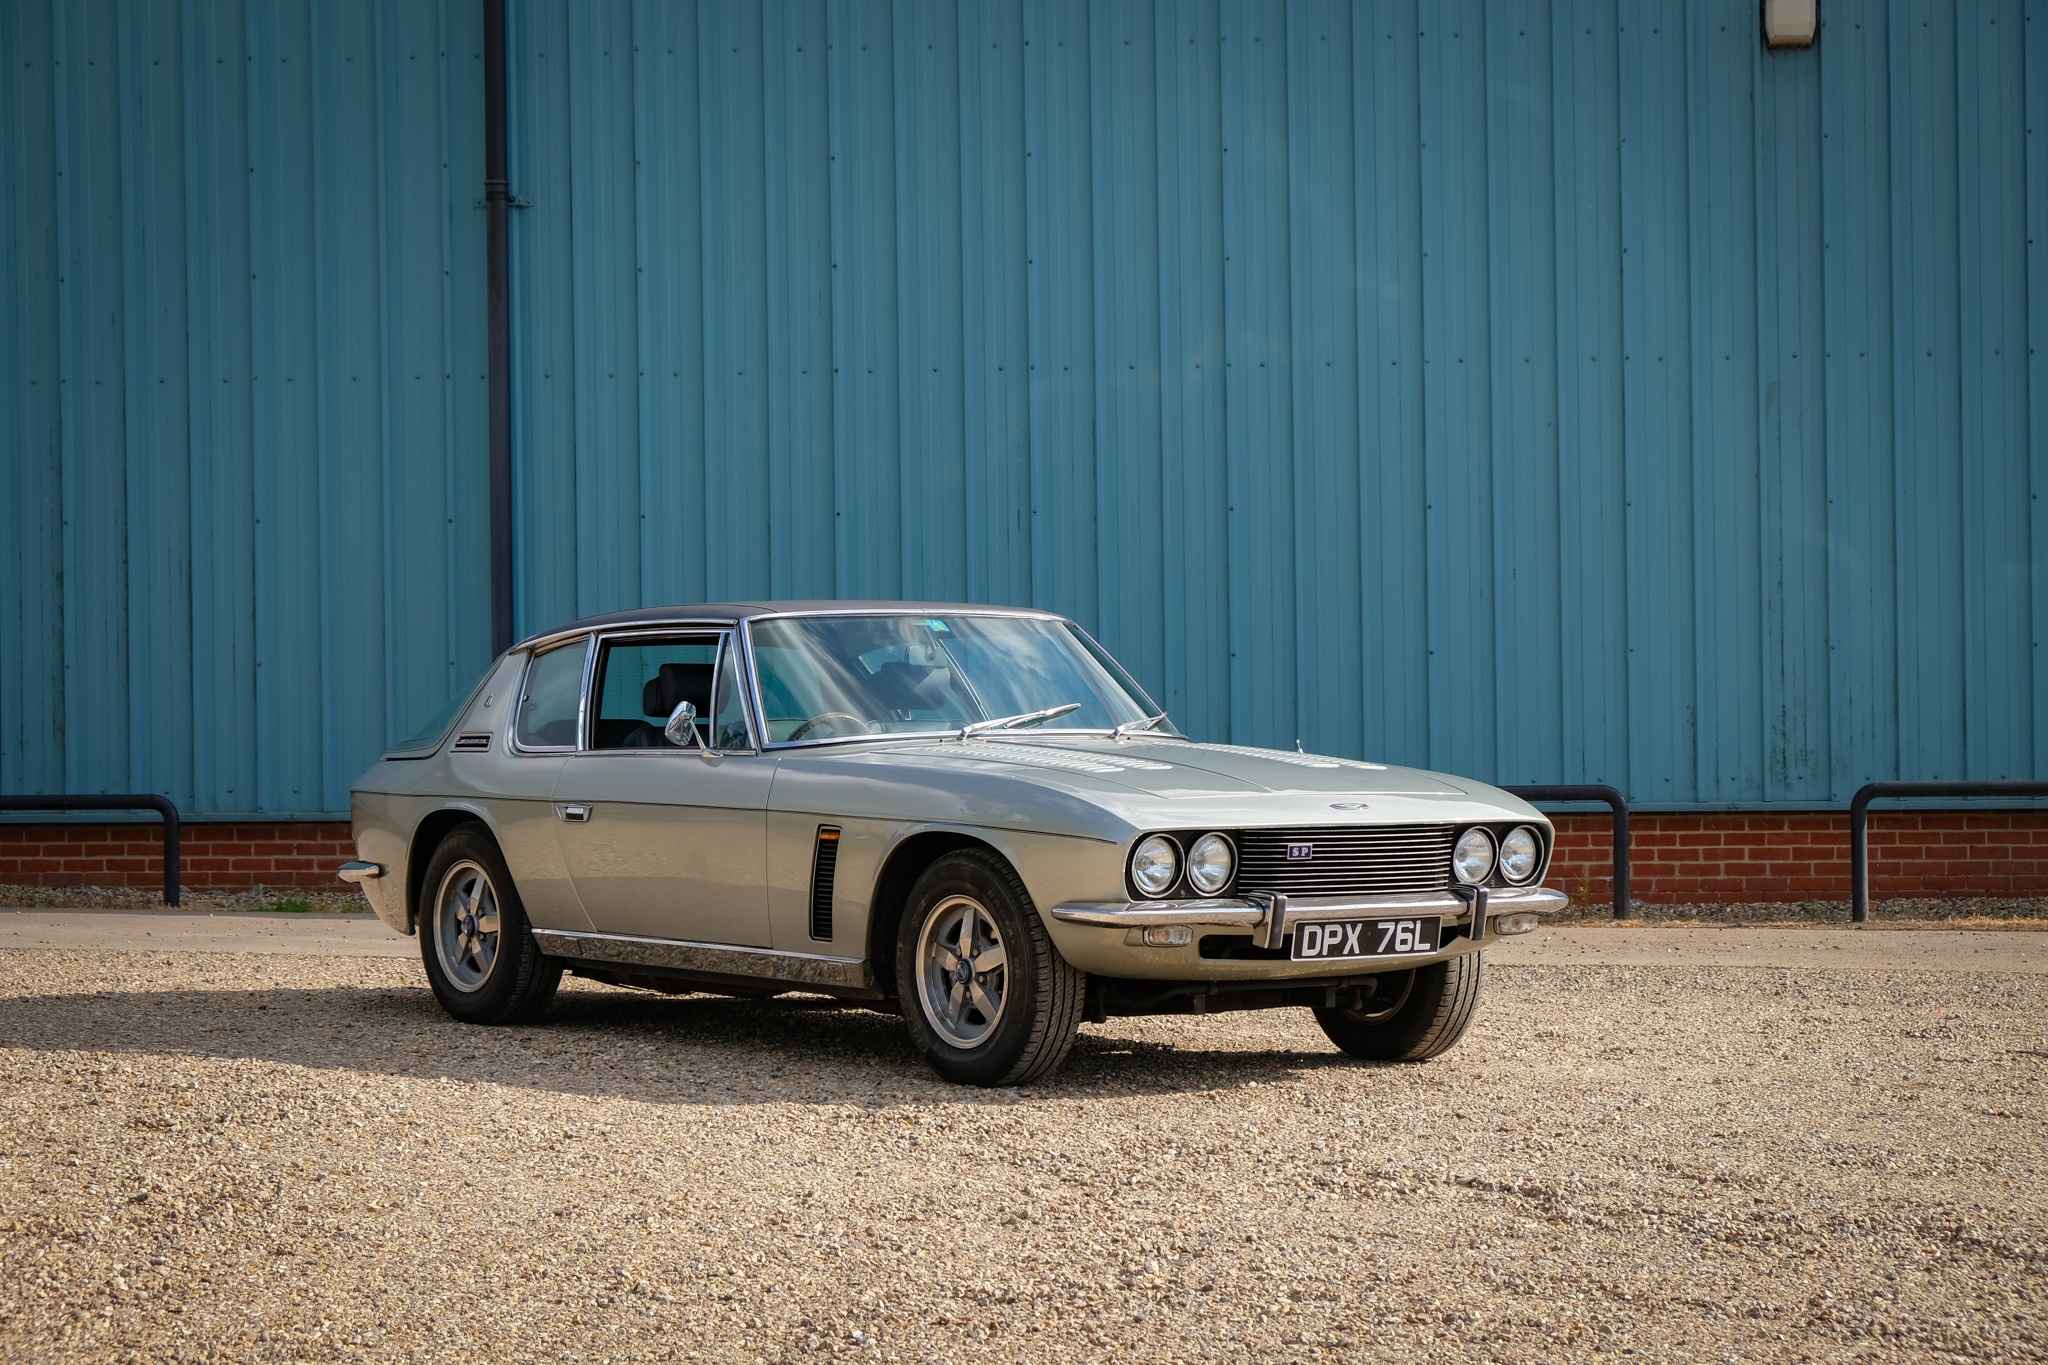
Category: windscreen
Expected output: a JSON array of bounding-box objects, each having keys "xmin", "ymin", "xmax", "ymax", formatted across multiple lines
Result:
[{"xmin": 748, "ymin": 614, "xmax": 1165, "ymax": 743}]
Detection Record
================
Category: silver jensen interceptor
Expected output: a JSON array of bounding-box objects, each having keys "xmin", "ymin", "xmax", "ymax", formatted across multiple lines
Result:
[{"xmin": 340, "ymin": 603, "xmax": 1566, "ymax": 1085}]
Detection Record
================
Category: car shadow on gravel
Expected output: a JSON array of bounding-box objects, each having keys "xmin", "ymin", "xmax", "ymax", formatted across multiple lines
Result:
[{"xmin": 0, "ymin": 981, "xmax": 1362, "ymax": 1105}]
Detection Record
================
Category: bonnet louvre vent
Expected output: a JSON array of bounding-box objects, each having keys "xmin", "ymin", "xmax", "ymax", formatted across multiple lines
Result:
[
  {"xmin": 809, "ymin": 827, "xmax": 841, "ymax": 941},
  {"xmin": 452, "ymin": 733, "xmax": 492, "ymax": 753}
]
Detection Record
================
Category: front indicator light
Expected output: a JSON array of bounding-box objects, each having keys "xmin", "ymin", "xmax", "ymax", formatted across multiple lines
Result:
[
  {"xmin": 1493, "ymin": 911, "xmax": 1540, "ymax": 936},
  {"xmin": 1135, "ymin": 925, "xmax": 1194, "ymax": 947}
]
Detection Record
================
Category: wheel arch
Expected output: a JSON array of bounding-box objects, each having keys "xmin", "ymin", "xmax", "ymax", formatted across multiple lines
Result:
[
  {"xmin": 406, "ymin": 805, "xmax": 499, "ymax": 933},
  {"xmin": 865, "ymin": 829, "xmax": 1010, "ymax": 1001}
]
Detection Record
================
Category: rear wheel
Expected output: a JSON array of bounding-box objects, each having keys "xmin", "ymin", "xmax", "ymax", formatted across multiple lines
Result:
[
  {"xmin": 1311, "ymin": 954, "xmax": 1482, "ymax": 1062},
  {"xmin": 896, "ymin": 850, "xmax": 1084, "ymax": 1086},
  {"xmin": 418, "ymin": 823, "xmax": 562, "ymax": 1025}
]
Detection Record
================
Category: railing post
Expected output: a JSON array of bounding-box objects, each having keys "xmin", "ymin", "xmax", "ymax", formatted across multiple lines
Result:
[
  {"xmin": 149, "ymin": 795, "xmax": 181, "ymax": 907},
  {"xmin": 1848, "ymin": 780, "xmax": 2048, "ymax": 924},
  {"xmin": 1849, "ymin": 786, "xmax": 1873, "ymax": 924},
  {"xmin": 0, "ymin": 795, "xmax": 183, "ymax": 906},
  {"xmin": 1501, "ymin": 784, "xmax": 1632, "ymax": 920},
  {"xmin": 1610, "ymin": 796, "xmax": 1630, "ymax": 921}
]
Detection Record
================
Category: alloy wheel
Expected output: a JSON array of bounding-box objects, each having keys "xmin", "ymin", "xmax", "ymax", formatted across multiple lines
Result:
[
  {"xmin": 433, "ymin": 860, "xmax": 502, "ymax": 992},
  {"xmin": 915, "ymin": 894, "xmax": 1009, "ymax": 1048}
]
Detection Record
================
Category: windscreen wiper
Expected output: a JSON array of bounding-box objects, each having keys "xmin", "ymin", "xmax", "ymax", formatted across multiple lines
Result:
[
  {"xmin": 1111, "ymin": 713, "xmax": 1169, "ymax": 739},
  {"xmin": 958, "ymin": 702, "xmax": 1081, "ymax": 740}
]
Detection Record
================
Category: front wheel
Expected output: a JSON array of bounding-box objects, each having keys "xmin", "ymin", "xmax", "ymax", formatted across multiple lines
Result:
[
  {"xmin": 418, "ymin": 823, "xmax": 562, "ymax": 1025},
  {"xmin": 1312, "ymin": 954, "xmax": 1483, "ymax": 1062},
  {"xmin": 896, "ymin": 850, "xmax": 1084, "ymax": 1086}
]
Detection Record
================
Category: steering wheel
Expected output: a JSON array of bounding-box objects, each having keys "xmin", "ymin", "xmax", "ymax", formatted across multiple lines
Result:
[{"xmin": 788, "ymin": 711, "xmax": 870, "ymax": 741}]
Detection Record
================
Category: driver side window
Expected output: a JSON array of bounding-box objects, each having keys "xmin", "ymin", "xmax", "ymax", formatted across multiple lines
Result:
[{"xmin": 589, "ymin": 636, "xmax": 722, "ymax": 750}]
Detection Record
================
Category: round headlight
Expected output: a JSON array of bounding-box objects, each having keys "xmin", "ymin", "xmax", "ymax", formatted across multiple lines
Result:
[
  {"xmin": 1185, "ymin": 833, "xmax": 1236, "ymax": 895},
  {"xmin": 1452, "ymin": 828, "xmax": 1496, "ymax": 885},
  {"xmin": 1499, "ymin": 825, "xmax": 1541, "ymax": 884},
  {"xmin": 1130, "ymin": 835, "xmax": 1181, "ymax": 898}
]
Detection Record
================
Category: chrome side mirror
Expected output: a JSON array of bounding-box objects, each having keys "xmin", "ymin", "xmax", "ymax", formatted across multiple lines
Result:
[{"xmin": 664, "ymin": 700, "xmax": 705, "ymax": 750}]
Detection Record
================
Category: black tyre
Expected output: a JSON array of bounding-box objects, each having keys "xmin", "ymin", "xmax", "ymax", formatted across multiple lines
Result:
[
  {"xmin": 1311, "ymin": 953, "xmax": 1483, "ymax": 1062},
  {"xmin": 895, "ymin": 849, "xmax": 1085, "ymax": 1086},
  {"xmin": 417, "ymin": 823, "xmax": 562, "ymax": 1025}
]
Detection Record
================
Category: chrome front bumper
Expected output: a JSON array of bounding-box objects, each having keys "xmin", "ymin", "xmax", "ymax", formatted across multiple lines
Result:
[{"xmin": 1050, "ymin": 885, "xmax": 1567, "ymax": 941}]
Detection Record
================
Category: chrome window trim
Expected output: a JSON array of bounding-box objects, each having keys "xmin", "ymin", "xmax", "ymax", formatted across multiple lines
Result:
[
  {"xmin": 740, "ymin": 609, "xmax": 1176, "ymax": 753},
  {"xmin": 731, "ymin": 616, "xmax": 770, "ymax": 752},
  {"xmin": 507, "ymin": 635, "xmax": 595, "ymax": 756},
  {"xmin": 582, "ymin": 625, "xmax": 762, "ymax": 755}
]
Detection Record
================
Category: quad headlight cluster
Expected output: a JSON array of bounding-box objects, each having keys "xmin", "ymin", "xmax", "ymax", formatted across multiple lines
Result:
[
  {"xmin": 1127, "ymin": 823, "xmax": 1542, "ymax": 900},
  {"xmin": 1128, "ymin": 831, "xmax": 1236, "ymax": 898},
  {"xmin": 1452, "ymin": 824, "xmax": 1544, "ymax": 886}
]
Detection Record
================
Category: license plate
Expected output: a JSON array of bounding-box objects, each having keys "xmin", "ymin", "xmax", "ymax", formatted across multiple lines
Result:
[{"xmin": 1291, "ymin": 916, "xmax": 1441, "ymax": 962}]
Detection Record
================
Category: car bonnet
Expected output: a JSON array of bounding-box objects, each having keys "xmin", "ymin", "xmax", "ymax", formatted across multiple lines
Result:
[{"xmin": 841, "ymin": 738, "xmax": 1469, "ymax": 798}]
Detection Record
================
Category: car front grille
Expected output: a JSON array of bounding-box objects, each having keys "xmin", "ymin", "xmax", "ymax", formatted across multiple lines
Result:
[{"xmin": 1234, "ymin": 824, "xmax": 1455, "ymax": 898}]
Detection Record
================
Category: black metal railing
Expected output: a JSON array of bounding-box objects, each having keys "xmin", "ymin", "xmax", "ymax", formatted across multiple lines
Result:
[
  {"xmin": 1503, "ymin": 784, "xmax": 1631, "ymax": 919},
  {"xmin": 1849, "ymin": 781, "xmax": 2048, "ymax": 923},
  {"xmin": 0, "ymin": 795, "xmax": 182, "ymax": 906}
]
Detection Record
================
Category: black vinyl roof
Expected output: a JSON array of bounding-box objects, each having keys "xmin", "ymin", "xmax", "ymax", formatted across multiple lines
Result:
[{"xmin": 516, "ymin": 601, "xmax": 1055, "ymax": 650}]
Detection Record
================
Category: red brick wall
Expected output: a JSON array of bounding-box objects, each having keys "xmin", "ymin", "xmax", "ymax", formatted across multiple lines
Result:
[
  {"xmin": 1547, "ymin": 810, "xmax": 2048, "ymax": 905},
  {"xmin": 2, "ymin": 813, "xmax": 2045, "ymax": 902},
  {"xmin": 0, "ymin": 822, "xmax": 354, "ymax": 891}
]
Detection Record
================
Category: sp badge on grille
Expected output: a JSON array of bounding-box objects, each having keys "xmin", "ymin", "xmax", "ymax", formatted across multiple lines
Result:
[{"xmin": 1286, "ymin": 843, "xmax": 1314, "ymax": 860}]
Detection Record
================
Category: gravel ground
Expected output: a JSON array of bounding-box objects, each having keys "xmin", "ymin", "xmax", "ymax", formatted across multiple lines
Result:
[{"xmin": 2, "ymin": 941, "xmax": 2044, "ymax": 1364}]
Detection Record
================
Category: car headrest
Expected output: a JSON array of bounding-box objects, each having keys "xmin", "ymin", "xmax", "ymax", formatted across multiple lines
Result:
[
  {"xmin": 869, "ymin": 661, "xmax": 942, "ymax": 712},
  {"xmin": 643, "ymin": 662, "xmax": 714, "ymax": 719}
]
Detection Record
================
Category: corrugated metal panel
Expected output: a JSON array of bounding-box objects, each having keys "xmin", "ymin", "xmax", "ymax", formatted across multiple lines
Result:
[
  {"xmin": 1959, "ymin": 1, "xmax": 2033, "ymax": 780},
  {"xmin": 1155, "ymin": 0, "xmax": 1231, "ymax": 745},
  {"xmin": 2030, "ymin": 0, "xmax": 2048, "ymax": 785},
  {"xmin": 0, "ymin": 0, "xmax": 488, "ymax": 817},
  {"xmin": 1821, "ymin": 2, "xmax": 1899, "ymax": 796},
  {"xmin": 1353, "ymin": 0, "xmax": 1430, "ymax": 771},
  {"xmin": 4, "ymin": 1, "xmax": 2045, "ymax": 816},
  {"xmin": 1551, "ymin": 1, "xmax": 1630, "ymax": 791},
  {"xmin": 1890, "ymin": 3, "xmax": 1968, "ymax": 780}
]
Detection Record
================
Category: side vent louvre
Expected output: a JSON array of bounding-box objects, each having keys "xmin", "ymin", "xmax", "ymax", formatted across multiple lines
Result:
[
  {"xmin": 452, "ymin": 733, "xmax": 492, "ymax": 753},
  {"xmin": 809, "ymin": 827, "xmax": 841, "ymax": 941}
]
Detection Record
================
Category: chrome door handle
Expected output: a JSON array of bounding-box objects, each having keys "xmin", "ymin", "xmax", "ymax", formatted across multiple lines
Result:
[{"xmin": 558, "ymin": 804, "xmax": 592, "ymax": 823}]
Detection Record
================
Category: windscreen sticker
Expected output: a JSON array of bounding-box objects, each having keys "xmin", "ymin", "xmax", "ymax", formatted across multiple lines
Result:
[{"xmin": 926, "ymin": 619, "xmax": 950, "ymax": 632}]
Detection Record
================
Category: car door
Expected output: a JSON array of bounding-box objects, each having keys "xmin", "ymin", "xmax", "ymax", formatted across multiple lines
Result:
[
  {"xmin": 482, "ymin": 636, "xmax": 594, "ymax": 932},
  {"xmin": 551, "ymin": 628, "xmax": 774, "ymax": 947}
]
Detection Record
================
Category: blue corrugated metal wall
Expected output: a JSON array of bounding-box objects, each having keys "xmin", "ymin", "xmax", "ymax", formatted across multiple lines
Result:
[
  {"xmin": 503, "ymin": 0, "xmax": 2046, "ymax": 807},
  {"xmin": 0, "ymin": 0, "xmax": 491, "ymax": 817},
  {"xmin": 3, "ymin": 2, "xmax": 2044, "ymax": 816}
]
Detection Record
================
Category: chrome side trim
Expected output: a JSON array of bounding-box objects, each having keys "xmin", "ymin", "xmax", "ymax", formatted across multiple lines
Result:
[
  {"xmin": 531, "ymin": 928, "xmax": 868, "ymax": 991},
  {"xmin": 338, "ymin": 861, "xmax": 385, "ymax": 884},
  {"xmin": 1049, "ymin": 885, "xmax": 1568, "ymax": 930}
]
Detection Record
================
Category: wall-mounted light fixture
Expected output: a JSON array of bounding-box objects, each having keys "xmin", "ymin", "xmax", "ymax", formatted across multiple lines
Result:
[{"xmin": 1763, "ymin": 0, "xmax": 1817, "ymax": 49}]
